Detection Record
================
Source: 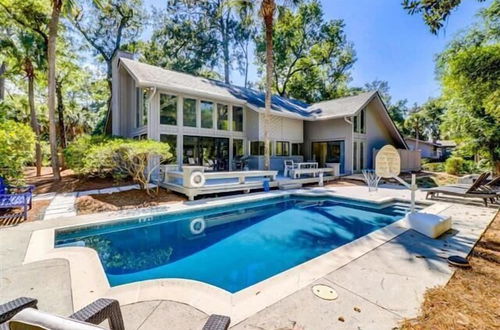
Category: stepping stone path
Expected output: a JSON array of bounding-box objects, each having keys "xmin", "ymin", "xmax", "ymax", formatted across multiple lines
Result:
[{"xmin": 43, "ymin": 192, "xmax": 78, "ymax": 220}]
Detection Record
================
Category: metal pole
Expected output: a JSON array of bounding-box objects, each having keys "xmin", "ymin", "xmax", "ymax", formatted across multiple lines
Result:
[{"xmin": 410, "ymin": 173, "xmax": 416, "ymax": 213}]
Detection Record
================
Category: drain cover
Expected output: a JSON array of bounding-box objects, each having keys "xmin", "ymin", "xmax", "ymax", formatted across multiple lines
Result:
[{"xmin": 312, "ymin": 284, "xmax": 338, "ymax": 300}]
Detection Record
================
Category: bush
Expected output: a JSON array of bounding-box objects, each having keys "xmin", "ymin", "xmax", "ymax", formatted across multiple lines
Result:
[
  {"xmin": 0, "ymin": 120, "xmax": 35, "ymax": 184},
  {"xmin": 64, "ymin": 135, "xmax": 172, "ymax": 193},
  {"xmin": 445, "ymin": 157, "xmax": 465, "ymax": 175},
  {"xmin": 422, "ymin": 162, "xmax": 445, "ymax": 172}
]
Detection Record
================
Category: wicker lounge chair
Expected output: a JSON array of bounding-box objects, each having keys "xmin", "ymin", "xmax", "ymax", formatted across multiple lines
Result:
[
  {"xmin": 0, "ymin": 297, "xmax": 230, "ymax": 330},
  {"xmin": 425, "ymin": 172, "xmax": 498, "ymax": 206}
]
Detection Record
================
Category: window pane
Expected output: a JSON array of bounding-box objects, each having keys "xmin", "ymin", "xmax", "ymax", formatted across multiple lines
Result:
[
  {"xmin": 135, "ymin": 88, "xmax": 140, "ymax": 128},
  {"xmin": 353, "ymin": 115, "xmax": 358, "ymax": 133},
  {"xmin": 250, "ymin": 141, "xmax": 264, "ymax": 155},
  {"xmin": 360, "ymin": 141, "xmax": 364, "ymax": 169},
  {"xmin": 160, "ymin": 94, "xmax": 177, "ymax": 125},
  {"xmin": 183, "ymin": 98, "xmax": 196, "ymax": 127},
  {"xmin": 201, "ymin": 101, "xmax": 213, "ymax": 128},
  {"xmin": 217, "ymin": 104, "xmax": 229, "ymax": 130},
  {"xmin": 275, "ymin": 141, "xmax": 289, "ymax": 156},
  {"xmin": 360, "ymin": 109, "xmax": 365, "ymax": 133},
  {"xmin": 142, "ymin": 90, "xmax": 148, "ymax": 126},
  {"xmin": 233, "ymin": 139, "xmax": 244, "ymax": 157},
  {"xmin": 292, "ymin": 143, "xmax": 302, "ymax": 156},
  {"xmin": 232, "ymin": 106, "xmax": 243, "ymax": 131},
  {"xmin": 353, "ymin": 141, "xmax": 358, "ymax": 171},
  {"xmin": 160, "ymin": 134, "xmax": 177, "ymax": 164}
]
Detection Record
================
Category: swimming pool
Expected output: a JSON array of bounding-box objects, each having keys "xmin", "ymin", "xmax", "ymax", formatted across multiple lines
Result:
[{"xmin": 55, "ymin": 195, "xmax": 420, "ymax": 293}]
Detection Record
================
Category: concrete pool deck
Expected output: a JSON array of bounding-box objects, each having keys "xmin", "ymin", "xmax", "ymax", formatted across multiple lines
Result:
[{"xmin": 0, "ymin": 184, "xmax": 498, "ymax": 329}]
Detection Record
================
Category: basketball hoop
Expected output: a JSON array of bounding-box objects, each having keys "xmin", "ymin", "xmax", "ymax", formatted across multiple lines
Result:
[
  {"xmin": 375, "ymin": 145, "xmax": 418, "ymax": 213},
  {"xmin": 362, "ymin": 169, "xmax": 381, "ymax": 192}
]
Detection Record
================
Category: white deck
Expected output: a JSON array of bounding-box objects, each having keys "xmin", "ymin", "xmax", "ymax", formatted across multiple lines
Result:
[{"xmin": 160, "ymin": 171, "xmax": 337, "ymax": 200}]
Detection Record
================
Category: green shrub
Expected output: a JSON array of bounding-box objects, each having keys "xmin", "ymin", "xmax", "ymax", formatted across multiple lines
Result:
[
  {"xmin": 64, "ymin": 136, "xmax": 172, "ymax": 193},
  {"xmin": 0, "ymin": 120, "xmax": 35, "ymax": 184},
  {"xmin": 445, "ymin": 157, "xmax": 465, "ymax": 175},
  {"xmin": 422, "ymin": 162, "xmax": 445, "ymax": 172}
]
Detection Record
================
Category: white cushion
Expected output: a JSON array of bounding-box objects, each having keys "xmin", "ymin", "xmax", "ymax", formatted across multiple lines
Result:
[
  {"xmin": 405, "ymin": 212, "xmax": 452, "ymax": 239},
  {"xmin": 9, "ymin": 308, "xmax": 104, "ymax": 330}
]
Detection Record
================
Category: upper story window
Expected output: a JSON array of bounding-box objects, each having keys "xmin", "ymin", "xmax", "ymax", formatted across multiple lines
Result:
[
  {"xmin": 136, "ymin": 88, "xmax": 147, "ymax": 127},
  {"xmin": 232, "ymin": 106, "xmax": 243, "ymax": 132},
  {"xmin": 201, "ymin": 101, "xmax": 213, "ymax": 128},
  {"xmin": 183, "ymin": 98, "xmax": 197, "ymax": 127},
  {"xmin": 353, "ymin": 108, "xmax": 366, "ymax": 134},
  {"xmin": 250, "ymin": 141, "xmax": 265, "ymax": 156},
  {"xmin": 275, "ymin": 141, "xmax": 290, "ymax": 156},
  {"xmin": 217, "ymin": 104, "xmax": 229, "ymax": 130},
  {"xmin": 160, "ymin": 94, "xmax": 177, "ymax": 125},
  {"xmin": 291, "ymin": 143, "xmax": 303, "ymax": 156}
]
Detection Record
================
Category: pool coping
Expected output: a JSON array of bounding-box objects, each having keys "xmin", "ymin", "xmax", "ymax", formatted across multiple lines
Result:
[{"xmin": 24, "ymin": 189, "xmax": 444, "ymax": 324}]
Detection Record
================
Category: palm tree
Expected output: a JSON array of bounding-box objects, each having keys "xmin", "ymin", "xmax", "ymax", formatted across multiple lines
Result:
[
  {"xmin": 0, "ymin": 31, "xmax": 45, "ymax": 176},
  {"xmin": 236, "ymin": 0, "xmax": 298, "ymax": 170}
]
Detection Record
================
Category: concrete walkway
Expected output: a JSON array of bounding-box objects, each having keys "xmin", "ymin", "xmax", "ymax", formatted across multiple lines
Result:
[{"xmin": 0, "ymin": 186, "xmax": 497, "ymax": 330}]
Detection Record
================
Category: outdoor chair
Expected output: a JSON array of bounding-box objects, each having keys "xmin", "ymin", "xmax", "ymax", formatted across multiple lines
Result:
[
  {"xmin": 425, "ymin": 172, "xmax": 498, "ymax": 206},
  {"xmin": 188, "ymin": 157, "xmax": 197, "ymax": 165},
  {"xmin": 0, "ymin": 178, "xmax": 34, "ymax": 221},
  {"xmin": 284, "ymin": 160, "xmax": 294, "ymax": 177},
  {"xmin": 0, "ymin": 297, "xmax": 231, "ymax": 330}
]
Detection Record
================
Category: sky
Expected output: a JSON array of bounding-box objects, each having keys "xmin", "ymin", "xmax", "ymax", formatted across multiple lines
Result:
[{"xmin": 144, "ymin": 0, "xmax": 491, "ymax": 105}]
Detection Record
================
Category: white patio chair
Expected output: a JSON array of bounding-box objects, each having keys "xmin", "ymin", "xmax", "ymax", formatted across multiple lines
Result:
[
  {"xmin": 188, "ymin": 157, "xmax": 196, "ymax": 165},
  {"xmin": 284, "ymin": 160, "xmax": 294, "ymax": 177}
]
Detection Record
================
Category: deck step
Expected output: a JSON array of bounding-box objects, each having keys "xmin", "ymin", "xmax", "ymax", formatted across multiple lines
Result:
[{"xmin": 279, "ymin": 183, "xmax": 303, "ymax": 190}]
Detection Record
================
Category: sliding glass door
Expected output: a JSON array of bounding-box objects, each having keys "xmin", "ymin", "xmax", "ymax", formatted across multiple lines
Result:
[
  {"xmin": 311, "ymin": 140, "xmax": 345, "ymax": 174},
  {"xmin": 183, "ymin": 136, "xmax": 230, "ymax": 170}
]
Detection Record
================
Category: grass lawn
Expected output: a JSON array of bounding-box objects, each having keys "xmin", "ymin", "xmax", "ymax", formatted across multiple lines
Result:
[{"xmin": 402, "ymin": 210, "xmax": 500, "ymax": 329}]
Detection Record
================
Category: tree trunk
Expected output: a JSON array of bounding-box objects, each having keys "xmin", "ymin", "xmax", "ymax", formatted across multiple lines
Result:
[
  {"xmin": 494, "ymin": 160, "xmax": 500, "ymax": 176},
  {"xmin": 47, "ymin": 0, "xmax": 62, "ymax": 180},
  {"xmin": 0, "ymin": 62, "xmax": 5, "ymax": 101},
  {"xmin": 262, "ymin": 0, "xmax": 275, "ymax": 171},
  {"xmin": 106, "ymin": 60, "xmax": 113, "ymax": 123},
  {"xmin": 221, "ymin": 12, "xmax": 230, "ymax": 84},
  {"xmin": 55, "ymin": 78, "xmax": 66, "ymax": 149},
  {"xmin": 27, "ymin": 70, "xmax": 42, "ymax": 177}
]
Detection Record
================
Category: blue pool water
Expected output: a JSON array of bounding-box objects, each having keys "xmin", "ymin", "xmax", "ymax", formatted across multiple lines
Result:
[{"xmin": 55, "ymin": 196, "xmax": 419, "ymax": 292}]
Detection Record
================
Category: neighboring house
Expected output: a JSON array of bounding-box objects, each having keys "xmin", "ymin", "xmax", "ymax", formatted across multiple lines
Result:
[
  {"xmin": 109, "ymin": 52, "xmax": 407, "ymax": 175},
  {"xmin": 405, "ymin": 138, "xmax": 456, "ymax": 160}
]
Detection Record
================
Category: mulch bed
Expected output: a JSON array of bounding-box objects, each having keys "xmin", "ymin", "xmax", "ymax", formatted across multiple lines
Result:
[
  {"xmin": 76, "ymin": 188, "xmax": 186, "ymax": 215},
  {"xmin": 0, "ymin": 200, "xmax": 51, "ymax": 227},
  {"xmin": 24, "ymin": 167, "xmax": 136, "ymax": 194},
  {"xmin": 401, "ymin": 210, "xmax": 500, "ymax": 329}
]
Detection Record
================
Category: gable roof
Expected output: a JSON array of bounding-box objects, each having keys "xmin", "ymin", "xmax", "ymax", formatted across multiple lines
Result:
[{"xmin": 310, "ymin": 91, "xmax": 376, "ymax": 119}]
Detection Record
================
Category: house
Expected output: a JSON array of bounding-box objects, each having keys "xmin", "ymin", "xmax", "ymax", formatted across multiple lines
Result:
[
  {"xmin": 109, "ymin": 52, "xmax": 408, "ymax": 175},
  {"xmin": 406, "ymin": 138, "xmax": 456, "ymax": 160}
]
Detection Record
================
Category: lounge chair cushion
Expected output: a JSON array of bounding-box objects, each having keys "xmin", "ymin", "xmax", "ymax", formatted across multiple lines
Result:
[
  {"xmin": 405, "ymin": 212, "xmax": 452, "ymax": 239},
  {"xmin": 9, "ymin": 308, "xmax": 104, "ymax": 330}
]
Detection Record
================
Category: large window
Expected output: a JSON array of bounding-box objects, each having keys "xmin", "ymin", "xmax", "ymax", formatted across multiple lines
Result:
[
  {"xmin": 353, "ymin": 141, "xmax": 358, "ymax": 171},
  {"xmin": 232, "ymin": 106, "xmax": 243, "ymax": 131},
  {"xmin": 135, "ymin": 88, "xmax": 141, "ymax": 128},
  {"xmin": 291, "ymin": 143, "xmax": 303, "ymax": 156},
  {"xmin": 311, "ymin": 140, "xmax": 345, "ymax": 173},
  {"xmin": 233, "ymin": 139, "xmax": 244, "ymax": 157},
  {"xmin": 142, "ymin": 90, "xmax": 148, "ymax": 126},
  {"xmin": 160, "ymin": 134, "xmax": 177, "ymax": 164},
  {"xmin": 360, "ymin": 141, "xmax": 365, "ymax": 169},
  {"xmin": 217, "ymin": 104, "xmax": 229, "ymax": 130},
  {"xmin": 160, "ymin": 94, "xmax": 177, "ymax": 125},
  {"xmin": 275, "ymin": 141, "xmax": 289, "ymax": 156},
  {"xmin": 250, "ymin": 141, "xmax": 265, "ymax": 156},
  {"xmin": 353, "ymin": 108, "xmax": 366, "ymax": 134},
  {"xmin": 201, "ymin": 101, "xmax": 213, "ymax": 128},
  {"xmin": 183, "ymin": 136, "xmax": 229, "ymax": 170},
  {"xmin": 183, "ymin": 98, "xmax": 197, "ymax": 127}
]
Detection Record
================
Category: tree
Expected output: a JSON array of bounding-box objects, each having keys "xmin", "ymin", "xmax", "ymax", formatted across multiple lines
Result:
[
  {"xmin": 0, "ymin": 120, "xmax": 36, "ymax": 184},
  {"xmin": 421, "ymin": 98, "xmax": 445, "ymax": 142},
  {"xmin": 70, "ymin": 0, "xmax": 144, "ymax": 115},
  {"xmin": 404, "ymin": 110, "xmax": 430, "ymax": 145},
  {"xmin": 255, "ymin": 0, "xmax": 355, "ymax": 103},
  {"xmin": 402, "ymin": 0, "xmax": 487, "ymax": 34},
  {"xmin": 438, "ymin": 0, "xmax": 499, "ymax": 173},
  {"xmin": 0, "ymin": 27, "xmax": 45, "ymax": 176}
]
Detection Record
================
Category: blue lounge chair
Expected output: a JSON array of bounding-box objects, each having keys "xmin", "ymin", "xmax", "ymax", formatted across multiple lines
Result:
[{"xmin": 0, "ymin": 178, "xmax": 34, "ymax": 221}]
